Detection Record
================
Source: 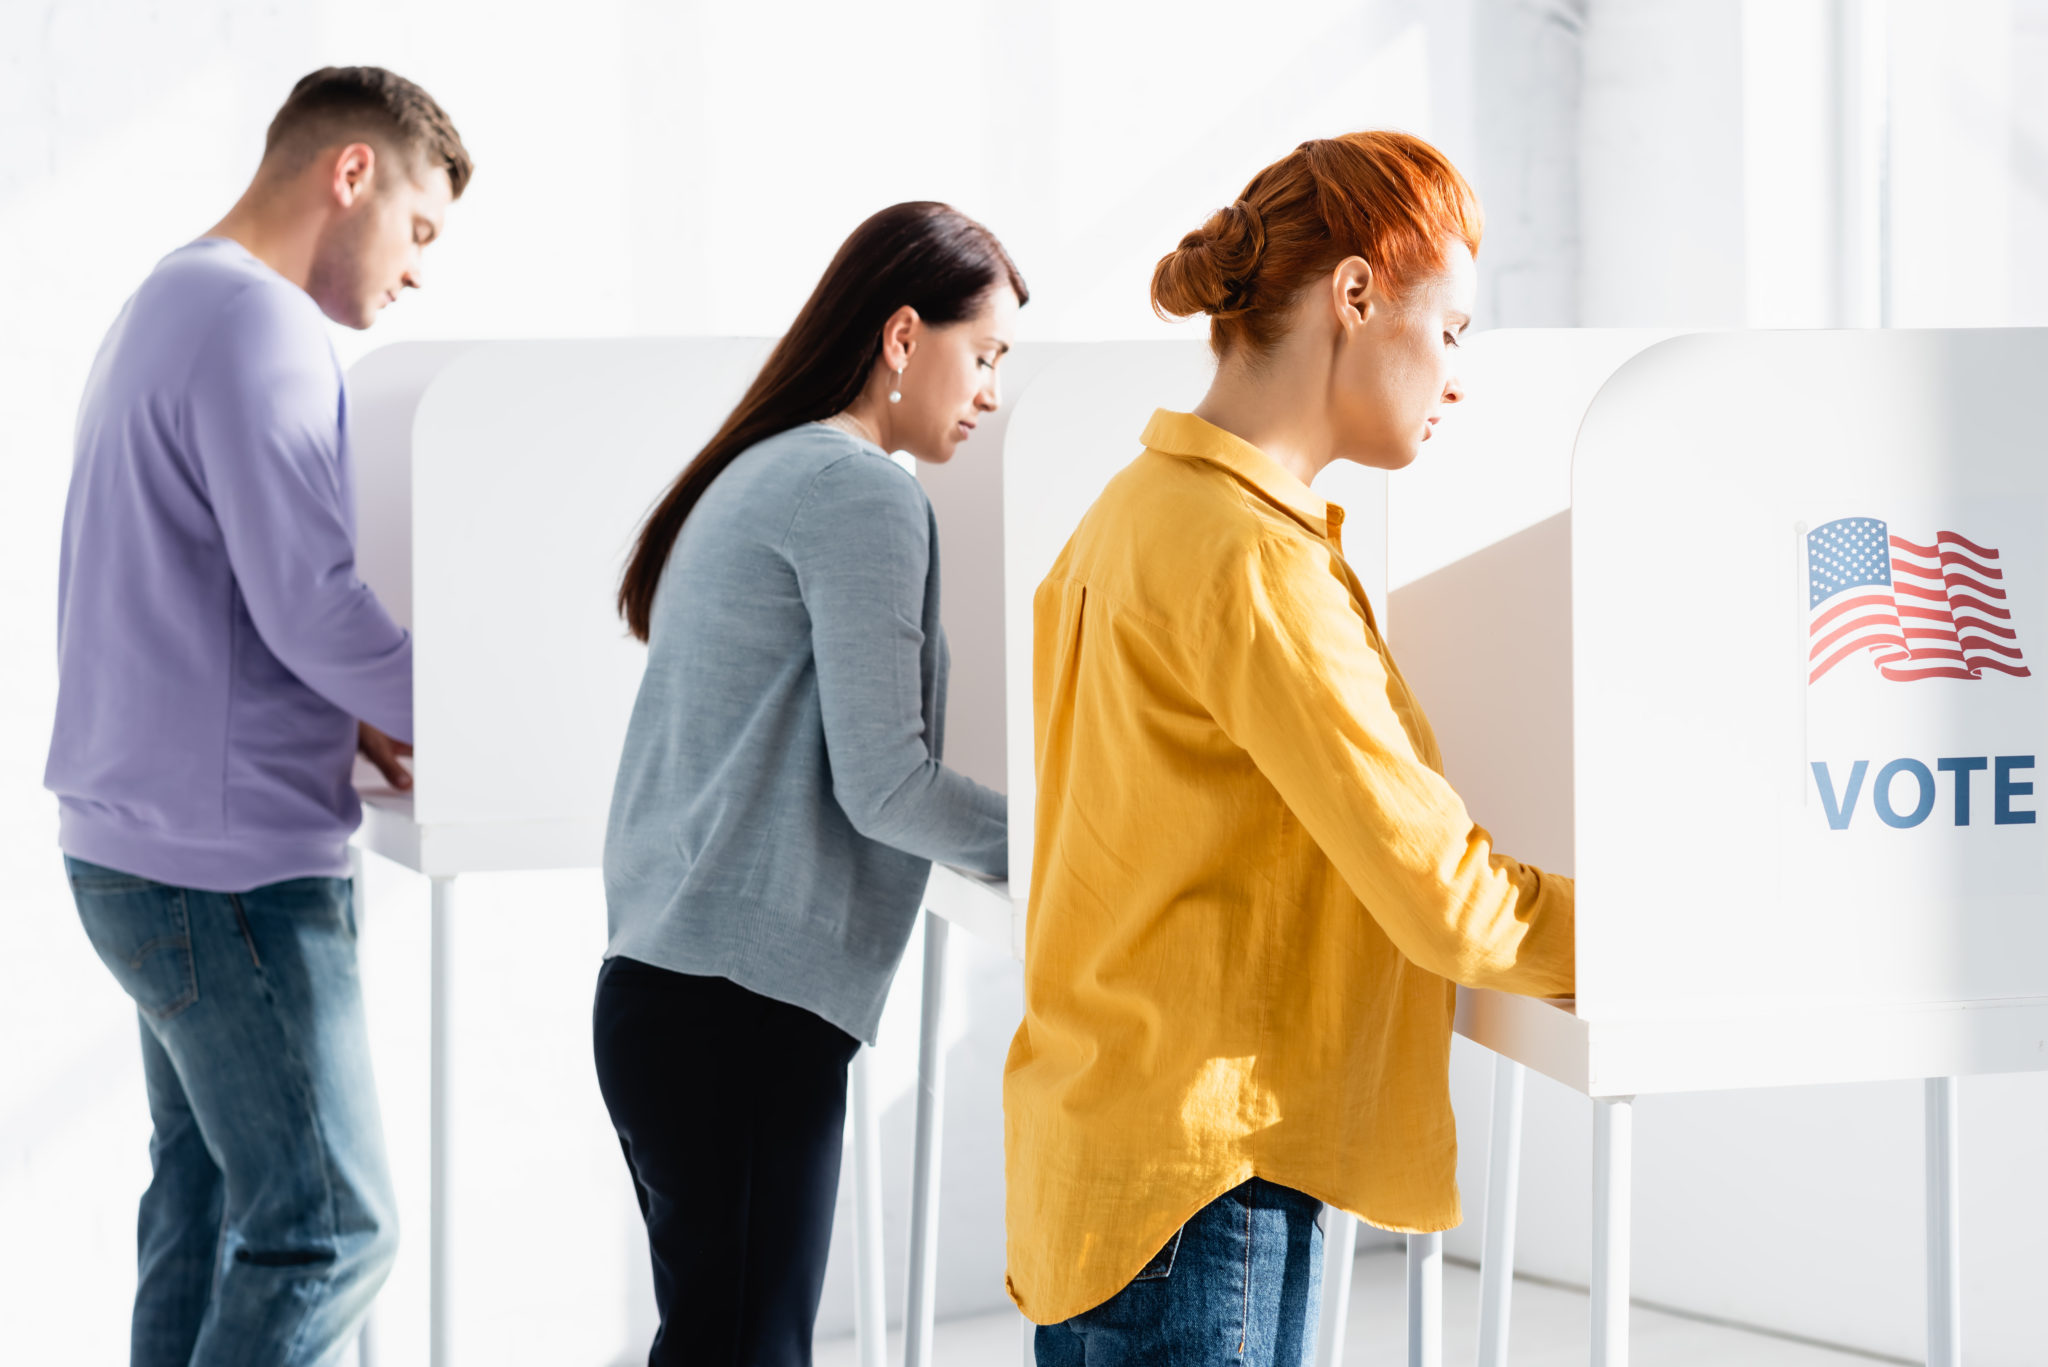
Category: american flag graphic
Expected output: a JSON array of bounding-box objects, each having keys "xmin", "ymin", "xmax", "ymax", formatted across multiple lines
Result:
[{"xmin": 1807, "ymin": 517, "xmax": 2030, "ymax": 684}]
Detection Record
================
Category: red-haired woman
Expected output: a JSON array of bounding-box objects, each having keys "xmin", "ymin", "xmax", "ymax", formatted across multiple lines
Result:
[
  {"xmin": 601, "ymin": 203, "xmax": 1023, "ymax": 1367},
  {"xmin": 1004, "ymin": 133, "xmax": 1576, "ymax": 1363}
]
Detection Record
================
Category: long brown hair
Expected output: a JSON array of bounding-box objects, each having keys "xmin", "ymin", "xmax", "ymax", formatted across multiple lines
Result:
[
  {"xmin": 1152, "ymin": 131, "xmax": 1481, "ymax": 358},
  {"xmin": 618, "ymin": 202, "xmax": 1028, "ymax": 641}
]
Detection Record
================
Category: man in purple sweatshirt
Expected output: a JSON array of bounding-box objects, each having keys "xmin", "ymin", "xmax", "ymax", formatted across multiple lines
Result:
[{"xmin": 45, "ymin": 67, "xmax": 472, "ymax": 1366}]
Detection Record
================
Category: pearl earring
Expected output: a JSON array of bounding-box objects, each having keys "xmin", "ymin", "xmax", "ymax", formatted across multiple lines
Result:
[{"xmin": 888, "ymin": 367, "xmax": 904, "ymax": 404}]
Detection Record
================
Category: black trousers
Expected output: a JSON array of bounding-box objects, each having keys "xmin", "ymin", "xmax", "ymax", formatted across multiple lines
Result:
[{"xmin": 593, "ymin": 955, "xmax": 861, "ymax": 1367}]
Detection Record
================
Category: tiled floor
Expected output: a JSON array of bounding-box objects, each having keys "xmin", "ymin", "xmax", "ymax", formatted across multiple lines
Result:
[{"xmin": 815, "ymin": 1246, "xmax": 1900, "ymax": 1366}]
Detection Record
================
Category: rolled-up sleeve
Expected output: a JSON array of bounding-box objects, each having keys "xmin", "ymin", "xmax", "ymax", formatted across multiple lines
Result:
[
  {"xmin": 785, "ymin": 455, "xmax": 1007, "ymax": 877},
  {"xmin": 1197, "ymin": 532, "xmax": 1573, "ymax": 996},
  {"xmin": 184, "ymin": 286, "xmax": 412, "ymax": 740}
]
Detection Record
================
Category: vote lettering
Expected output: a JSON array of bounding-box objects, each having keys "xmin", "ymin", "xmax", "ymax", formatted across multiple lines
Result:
[{"xmin": 1810, "ymin": 756, "xmax": 2037, "ymax": 830}]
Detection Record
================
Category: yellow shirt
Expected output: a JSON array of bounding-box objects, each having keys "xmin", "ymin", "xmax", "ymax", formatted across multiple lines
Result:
[{"xmin": 1002, "ymin": 410, "xmax": 1575, "ymax": 1324}]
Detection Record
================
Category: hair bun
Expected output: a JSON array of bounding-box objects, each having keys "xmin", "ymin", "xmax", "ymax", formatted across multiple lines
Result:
[
  {"xmin": 1151, "ymin": 198, "xmax": 1268, "ymax": 321},
  {"xmin": 1152, "ymin": 131, "xmax": 1479, "ymax": 359}
]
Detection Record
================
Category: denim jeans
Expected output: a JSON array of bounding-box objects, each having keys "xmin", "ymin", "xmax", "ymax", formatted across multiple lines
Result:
[
  {"xmin": 1035, "ymin": 1177, "xmax": 1325, "ymax": 1367},
  {"xmin": 66, "ymin": 856, "xmax": 397, "ymax": 1367}
]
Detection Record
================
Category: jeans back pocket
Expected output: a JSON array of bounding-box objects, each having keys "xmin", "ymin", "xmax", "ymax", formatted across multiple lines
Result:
[
  {"xmin": 1131, "ymin": 1224, "xmax": 1185, "ymax": 1282},
  {"xmin": 68, "ymin": 864, "xmax": 199, "ymax": 1020}
]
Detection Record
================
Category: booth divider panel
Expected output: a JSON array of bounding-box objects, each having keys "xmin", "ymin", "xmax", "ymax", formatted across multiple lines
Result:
[{"xmin": 1572, "ymin": 330, "xmax": 2048, "ymax": 1023}]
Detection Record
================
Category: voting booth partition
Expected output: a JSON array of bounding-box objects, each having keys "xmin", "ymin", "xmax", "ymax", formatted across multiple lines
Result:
[
  {"xmin": 1391, "ymin": 328, "xmax": 2048, "ymax": 1367},
  {"xmin": 1417, "ymin": 329, "xmax": 2048, "ymax": 1036},
  {"xmin": 348, "ymin": 338, "xmax": 777, "ymax": 1366},
  {"xmin": 349, "ymin": 338, "xmax": 774, "ymax": 873}
]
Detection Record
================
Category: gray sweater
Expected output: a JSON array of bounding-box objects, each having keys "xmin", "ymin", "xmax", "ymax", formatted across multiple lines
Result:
[{"xmin": 603, "ymin": 422, "xmax": 1007, "ymax": 1043}]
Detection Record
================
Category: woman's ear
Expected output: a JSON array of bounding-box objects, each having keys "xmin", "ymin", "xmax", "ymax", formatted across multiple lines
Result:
[
  {"xmin": 1331, "ymin": 256, "xmax": 1374, "ymax": 332},
  {"xmin": 880, "ymin": 304, "xmax": 922, "ymax": 370}
]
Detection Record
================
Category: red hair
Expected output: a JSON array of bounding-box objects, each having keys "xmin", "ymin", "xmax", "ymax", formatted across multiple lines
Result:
[{"xmin": 1152, "ymin": 130, "xmax": 1482, "ymax": 357}]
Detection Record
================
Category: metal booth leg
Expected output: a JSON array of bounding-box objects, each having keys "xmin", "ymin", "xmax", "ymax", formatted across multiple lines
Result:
[
  {"xmin": 1925, "ymin": 1076, "xmax": 1962, "ymax": 1367},
  {"xmin": 1590, "ymin": 1096, "xmax": 1634, "ymax": 1367},
  {"xmin": 1405, "ymin": 1231, "xmax": 1443, "ymax": 1367},
  {"xmin": 904, "ymin": 911, "xmax": 952, "ymax": 1367},
  {"xmin": 1476, "ymin": 1056, "xmax": 1527, "ymax": 1367},
  {"xmin": 428, "ymin": 875, "xmax": 455, "ymax": 1367}
]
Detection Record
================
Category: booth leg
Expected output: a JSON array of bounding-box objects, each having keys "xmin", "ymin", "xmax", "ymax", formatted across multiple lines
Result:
[
  {"xmin": 427, "ymin": 875, "xmax": 455, "ymax": 1367},
  {"xmin": 1590, "ymin": 1096, "xmax": 1633, "ymax": 1367},
  {"xmin": 904, "ymin": 912, "xmax": 952, "ymax": 1367},
  {"xmin": 348, "ymin": 848, "xmax": 379, "ymax": 1367},
  {"xmin": 1476, "ymin": 1056, "xmax": 1526, "ymax": 1367},
  {"xmin": 1404, "ymin": 1231, "xmax": 1442, "ymax": 1367},
  {"xmin": 849, "ymin": 1049, "xmax": 888, "ymax": 1367},
  {"xmin": 1925, "ymin": 1076, "xmax": 1962, "ymax": 1367},
  {"xmin": 1313, "ymin": 1209, "xmax": 1359, "ymax": 1367}
]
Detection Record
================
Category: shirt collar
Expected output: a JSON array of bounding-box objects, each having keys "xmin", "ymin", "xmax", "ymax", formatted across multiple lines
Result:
[{"xmin": 1139, "ymin": 409, "xmax": 1339, "ymax": 537}]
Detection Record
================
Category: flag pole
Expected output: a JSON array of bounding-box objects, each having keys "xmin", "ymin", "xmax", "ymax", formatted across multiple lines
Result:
[{"xmin": 1796, "ymin": 520, "xmax": 1811, "ymax": 804}]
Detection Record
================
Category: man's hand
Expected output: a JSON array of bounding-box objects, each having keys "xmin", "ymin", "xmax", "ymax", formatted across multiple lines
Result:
[{"xmin": 358, "ymin": 721, "xmax": 414, "ymax": 792}]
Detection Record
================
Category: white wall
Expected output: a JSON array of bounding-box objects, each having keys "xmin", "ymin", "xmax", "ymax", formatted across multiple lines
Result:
[
  {"xmin": 1467, "ymin": 0, "xmax": 1589, "ymax": 326},
  {"xmin": 1432, "ymin": 6, "xmax": 2048, "ymax": 1366},
  {"xmin": 10, "ymin": 3, "xmax": 2048, "ymax": 1365},
  {"xmin": 1580, "ymin": 0, "xmax": 1750, "ymax": 325}
]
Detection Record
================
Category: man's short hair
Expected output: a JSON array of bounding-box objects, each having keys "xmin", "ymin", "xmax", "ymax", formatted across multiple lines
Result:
[{"xmin": 263, "ymin": 66, "xmax": 474, "ymax": 199}]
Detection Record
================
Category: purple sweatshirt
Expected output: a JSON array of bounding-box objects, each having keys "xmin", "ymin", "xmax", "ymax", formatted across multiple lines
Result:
[{"xmin": 45, "ymin": 238, "xmax": 412, "ymax": 893}]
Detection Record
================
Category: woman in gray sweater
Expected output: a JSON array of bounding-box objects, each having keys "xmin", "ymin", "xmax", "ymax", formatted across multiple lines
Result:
[{"xmin": 597, "ymin": 202, "xmax": 1023, "ymax": 1367}]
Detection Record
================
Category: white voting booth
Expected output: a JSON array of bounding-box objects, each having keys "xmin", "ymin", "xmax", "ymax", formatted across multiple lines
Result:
[{"xmin": 1390, "ymin": 328, "xmax": 2048, "ymax": 1367}]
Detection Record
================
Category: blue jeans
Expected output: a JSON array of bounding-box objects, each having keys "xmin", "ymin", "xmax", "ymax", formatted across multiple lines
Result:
[
  {"xmin": 66, "ymin": 856, "xmax": 397, "ymax": 1367},
  {"xmin": 1036, "ymin": 1178, "xmax": 1325, "ymax": 1366}
]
